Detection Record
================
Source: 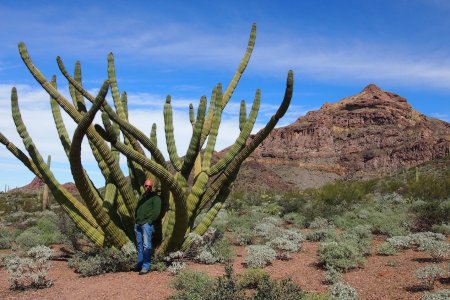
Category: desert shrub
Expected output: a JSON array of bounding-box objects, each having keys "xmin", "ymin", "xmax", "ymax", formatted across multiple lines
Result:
[
  {"xmin": 277, "ymin": 193, "xmax": 307, "ymax": 215},
  {"xmin": 5, "ymin": 245, "xmax": 53, "ymax": 290},
  {"xmin": 267, "ymin": 229, "xmax": 304, "ymax": 253},
  {"xmin": 252, "ymin": 277, "xmax": 305, "ymax": 300},
  {"xmin": 209, "ymin": 265, "xmax": 244, "ymax": 300},
  {"xmin": 421, "ymin": 289, "xmax": 450, "ymax": 300},
  {"xmin": 238, "ymin": 268, "xmax": 270, "ymax": 289},
  {"xmin": 170, "ymin": 270, "xmax": 215, "ymax": 300},
  {"xmin": 405, "ymin": 173, "xmax": 450, "ymax": 201},
  {"xmin": 386, "ymin": 236, "xmax": 413, "ymax": 250},
  {"xmin": 309, "ymin": 217, "xmax": 334, "ymax": 229},
  {"xmin": 14, "ymin": 213, "xmax": 66, "ymax": 249},
  {"xmin": 0, "ymin": 225, "xmax": 12, "ymax": 249},
  {"xmin": 304, "ymin": 179, "xmax": 376, "ymax": 219},
  {"xmin": 419, "ymin": 240, "xmax": 450, "ymax": 261},
  {"xmin": 323, "ymin": 267, "xmax": 342, "ymax": 285},
  {"xmin": 431, "ymin": 223, "xmax": 450, "ymax": 235},
  {"xmin": 411, "ymin": 199, "xmax": 450, "ymax": 229},
  {"xmin": 210, "ymin": 209, "xmax": 231, "ymax": 233},
  {"xmin": 68, "ymin": 242, "xmax": 136, "ymax": 277},
  {"xmin": 282, "ymin": 212, "xmax": 306, "ymax": 227},
  {"xmin": 330, "ymin": 281, "xmax": 359, "ymax": 300},
  {"xmin": 187, "ymin": 229, "xmax": 235, "ymax": 265},
  {"xmin": 415, "ymin": 264, "xmax": 446, "ymax": 290},
  {"xmin": 377, "ymin": 242, "xmax": 398, "ymax": 256},
  {"xmin": 245, "ymin": 245, "xmax": 277, "ymax": 268},
  {"xmin": 167, "ymin": 261, "xmax": 187, "ymax": 275},
  {"xmin": 318, "ymin": 240, "xmax": 365, "ymax": 272},
  {"xmin": 342, "ymin": 225, "xmax": 372, "ymax": 255},
  {"xmin": 306, "ymin": 229, "xmax": 337, "ymax": 242}
]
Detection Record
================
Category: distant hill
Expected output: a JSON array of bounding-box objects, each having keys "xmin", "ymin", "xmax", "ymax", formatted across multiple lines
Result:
[{"xmin": 231, "ymin": 84, "xmax": 450, "ymax": 193}]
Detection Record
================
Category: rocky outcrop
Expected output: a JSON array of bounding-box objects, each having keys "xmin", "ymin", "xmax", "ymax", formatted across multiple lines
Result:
[{"xmin": 234, "ymin": 84, "xmax": 450, "ymax": 192}]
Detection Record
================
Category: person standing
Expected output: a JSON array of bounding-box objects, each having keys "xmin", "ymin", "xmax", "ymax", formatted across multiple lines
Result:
[{"xmin": 134, "ymin": 178, "xmax": 161, "ymax": 275}]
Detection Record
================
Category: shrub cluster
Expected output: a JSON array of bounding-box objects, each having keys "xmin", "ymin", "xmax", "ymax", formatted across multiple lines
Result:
[
  {"xmin": 170, "ymin": 265, "xmax": 305, "ymax": 300},
  {"xmin": 318, "ymin": 226, "xmax": 372, "ymax": 272},
  {"xmin": 14, "ymin": 212, "xmax": 66, "ymax": 249},
  {"xmin": 68, "ymin": 242, "xmax": 136, "ymax": 277},
  {"xmin": 415, "ymin": 264, "xmax": 446, "ymax": 290},
  {"xmin": 5, "ymin": 245, "xmax": 53, "ymax": 290}
]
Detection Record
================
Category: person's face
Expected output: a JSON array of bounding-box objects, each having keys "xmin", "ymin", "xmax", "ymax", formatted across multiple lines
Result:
[{"xmin": 144, "ymin": 181, "xmax": 153, "ymax": 192}]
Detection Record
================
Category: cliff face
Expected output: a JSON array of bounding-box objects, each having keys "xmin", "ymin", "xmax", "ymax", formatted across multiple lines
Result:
[{"xmin": 235, "ymin": 84, "xmax": 450, "ymax": 192}]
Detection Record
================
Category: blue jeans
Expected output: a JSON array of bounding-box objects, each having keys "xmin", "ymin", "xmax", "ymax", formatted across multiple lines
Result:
[{"xmin": 134, "ymin": 223, "xmax": 154, "ymax": 271}]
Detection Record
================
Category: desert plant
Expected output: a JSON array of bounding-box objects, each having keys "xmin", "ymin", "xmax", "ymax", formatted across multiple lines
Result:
[
  {"xmin": 323, "ymin": 267, "xmax": 342, "ymax": 285},
  {"xmin": 377, "ymin": 242, "xmax": 398, "ymax": 256},
  {"xmin": 415, "ymin": 264, "xmax": 446, "ymax": 290},
  {"xmin": 5, "ymin": 245, "xmax": 53, "ymax": 290},
  {"xmin": 68, "ymin": 242, "xmax": 136, "ymax": 277},
  {"xmin": 419, "ymin": 240, "xmax": 450, "ymax": 261},
  {"xmin": 306, "ymin": 229, "xmax": 337, "ymax": 242},
  {"xmin": 0, "ymin": 225, "xmax": 12, "ymax": 249},
  {"xmin": 170, "ymin": 270, "xmax": 215, "ymax": 300},
  {"xmin": 421, "ymin": 289, "xmax": 450, "ymax": 300},
  {"xmin": 245, "ymin": 245, "xmax": 277, "ymax": 268},
  {"xmin": 0, "ymin": 23, "xmax": 293, "ymax": 255},
  {"xmin": 238, "ymin": 268, "xmax": 270, "ymax": 289},
  {"xmin": 309, "ymin": 217, "xmax": 334, "ymax": 229},
  {"xmin": 318, "ymin": 240, "xmax": 365, "ymax": 272},
  {"xmin": 252, "ymin": 277, "xmax": 306, "ymax": 300},
  {"xmin": 330, "ymin": 281, "xmax": 359, "ymax": 300}
]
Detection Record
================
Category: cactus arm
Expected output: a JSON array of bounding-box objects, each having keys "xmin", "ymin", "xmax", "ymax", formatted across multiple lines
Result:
[
  {"xmin": 0, "ymin": 133, "xmax": 43, "ymax": 178},
  {"xmin": 201, "ymin": 86, "xmax": 223, "ymax": 172},
  {"xmin": 19, "ymin": 43, "xmax": 137, "ymax": 220},
  {"xmin": 181, "ymin": 202, "xmax": 223, "ymax": 251},
  {"xmin": 189, "ymin": 103, "xmax": 195, "ymax": 125},
  {"xmin": 68, "ymin": 61, "xmax": 87, "ymax": 113},
  {"xmin": 58, "ymin": 56, "xmax": 167, "ymax": 168},
  {"xmin": 239, "ymin": 99, "xmax": 247, "ymax": 131},
  {"xmin": 10, "ymin": 87, "xmax": 105, "ymax": 245},
  {"xmin": 50, "ymin": 76, "xmax": 72, "ymax": 157},
  {"xmin": 180, "ymin": 96, "xmax": 207, "ymax": 178},
  {"xmin": 199, "ymin": 87, "xmax": 217, "ymax": 146},
  {"xmin": 208, "ymin": 89, "xmax": 261, "ymax": 176},
  {"xmin": 69, "ymin": 83, "xmax": 129, "ymax": 247},
  {"xmin": 199, "ymin": 24, "xmax": 256, "ymax": 146},
  {"xmin": 200, "ymin": 71, "xmax": 293, "ymax": 211},
  {"xmin": 164, "ymin": 96, "xmax": 182, "ymax": 171}
]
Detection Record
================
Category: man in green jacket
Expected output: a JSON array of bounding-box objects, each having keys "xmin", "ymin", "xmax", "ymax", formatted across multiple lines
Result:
[{"xmin": 134, "ymin": 178, "xmax": 161, "ymax": 275}]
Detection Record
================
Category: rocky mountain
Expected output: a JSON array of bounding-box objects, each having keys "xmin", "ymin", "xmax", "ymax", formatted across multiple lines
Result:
[{"xmin": 232, "ymin": 84, "xmax": 450, "ymax": 193}]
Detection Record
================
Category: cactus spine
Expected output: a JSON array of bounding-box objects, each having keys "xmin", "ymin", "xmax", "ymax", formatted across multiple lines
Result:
[{"xmin": 0, "ymin": 24, "xmax": 294, "ymax": 254}]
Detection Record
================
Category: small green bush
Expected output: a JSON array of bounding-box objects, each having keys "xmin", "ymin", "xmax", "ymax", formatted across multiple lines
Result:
[
  {"xmin": 0, "ymin": 225, "xmax": 12, "ymax": 249},
  {"xmin": 330, "ymin": 281, "xmax": 359, "ymax": 300},
  {"xmin": 318, "ymin": 240, "xmax": 365, "ymax": 272},
  {"xmin": 68, "ymin": 242, "xmax": 136, "ymax": 277},
  {"xmin": 170, "ymin": 270, "xmax": 215, "ymax": 300},
  {"xmin": 323, "ymin": 267, "xmax": 342, "ymax": 285},
  {"xmin": 238, "ymin": 268, "xmax": 270, "ymax": 289},
  {"xmin": 5, "ymin": 245, "xmax": 53, "ymax": 290},
  {"xmin": 377, "ymin": 242, "xmax": 398, "ymax": 256},
  {"xmin": 306, "ymin": 229, "xmax": 337, "ymax": 242},
  {"xmin": 245, "ymin": 245, "xmax": 277, "ymax": 268},
  {"xmin": 421, "ymin": 289, "xmax": 450, "ymax": 300},
  {"xmin": 415, "ymin": 264, "xmax": 446, "ymax": 290},
  {"xmin": 252, "ymin": 277, "xmax": 305, "ymax": 300}
]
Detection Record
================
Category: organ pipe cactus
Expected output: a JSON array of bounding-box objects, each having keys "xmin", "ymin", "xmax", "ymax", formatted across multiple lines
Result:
[{"xmin": 0, "ymin": 24, "xmax": 294, "ymax": 254}]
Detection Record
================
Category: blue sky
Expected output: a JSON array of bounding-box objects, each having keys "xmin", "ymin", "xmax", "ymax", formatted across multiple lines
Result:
[{"xmin": 1, "ymin": 0, "xmax": 449, "ymax": 189}]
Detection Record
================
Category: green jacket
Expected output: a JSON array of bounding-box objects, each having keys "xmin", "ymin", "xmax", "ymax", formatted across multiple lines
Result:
[{"xmin": 135, "ymin": 191, "xmax": 161, "ymax": 225}]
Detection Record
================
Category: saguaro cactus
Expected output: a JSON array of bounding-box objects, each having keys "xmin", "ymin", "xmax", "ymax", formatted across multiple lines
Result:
[{"xmin": 0, "ymin": 24, "xmax": 294, "ymax": 254}]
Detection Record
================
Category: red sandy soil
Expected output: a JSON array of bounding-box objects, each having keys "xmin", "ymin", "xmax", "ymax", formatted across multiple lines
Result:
[{"xmin": 1, "ymin": 236, "xmax": 449, "ymax": 300}]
